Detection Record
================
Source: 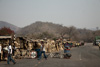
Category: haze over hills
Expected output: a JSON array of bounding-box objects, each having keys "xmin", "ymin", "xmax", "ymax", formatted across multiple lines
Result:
[
  {"xmin": 0, "ymin": 21, "xmax": 20, "ymax": 32},
  {"xmin": 0, "ymin": 21, "xmax": 99, "ymax": 42},
  {"xmin": 0, "ymin": 21, "xmax": 97, "ymax": 35},
  {"xmin": 17, "ymin": 21, "xmax": 63, "ymax": 35}
]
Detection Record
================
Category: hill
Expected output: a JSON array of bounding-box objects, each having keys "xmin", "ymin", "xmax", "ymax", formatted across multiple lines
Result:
[
  {"xmin": 16, "ymin": 21, "xmax": 66, "ymax": 38},
  {"xmin": 17, "ymin": 21, "xmax": 62, "ymax": 34},
  {"xmin": 16, "ymin": 21, "xmax": 99, "ymax": 42},
  {"xmin": 0, "ymin": 21, "xmax": 20, "ymax": 32},
  {"xmin": 0, "ymin": 21, "xmax": 99, "ymax": 42}
]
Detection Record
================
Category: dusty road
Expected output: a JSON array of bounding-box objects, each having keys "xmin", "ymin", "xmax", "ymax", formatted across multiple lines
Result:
[{"xmin": 0, "ymin": 43, "xmax": 100, "ymax": 67}]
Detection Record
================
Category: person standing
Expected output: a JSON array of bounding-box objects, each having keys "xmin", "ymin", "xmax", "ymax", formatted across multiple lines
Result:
[
  {"xmin": 7, "ymin": 42, "xmax": 16, "ymax": 64},
  {"xmin": 0, "ymin": 44, "xmax": 2, "ymax": 62},
  {"xmin": 98, "ymin": 42, "xmax": 100, "ymax": 50},
  {"xmin": 12, "ymin": 45, "xmax": 16, "ymax": 56}
]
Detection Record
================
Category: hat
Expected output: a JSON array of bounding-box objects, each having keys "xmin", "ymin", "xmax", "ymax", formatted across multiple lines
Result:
[{"xmin": 40, "ymin": 39, "xmax": 44, "ymax": 42}]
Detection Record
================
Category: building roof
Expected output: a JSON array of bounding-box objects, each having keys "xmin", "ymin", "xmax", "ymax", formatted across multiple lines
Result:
[{"xmin": 0, "ymin": 36, "xmax": 12, "ymax": 39}]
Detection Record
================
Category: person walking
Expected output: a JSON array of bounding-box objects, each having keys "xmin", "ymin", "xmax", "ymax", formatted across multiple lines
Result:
[
  {"xmin": 0, "ymin": 44, "xmax": 2, "ymax": 62},
  {"xmin": 34, "ymin": 41, "xmax": 41, "ymax": 60},
  {"xmin": 39, "ymin": 40, "xmax": 47, "ymax": 60},
  {"xmin": 7, "ymin": 42, "xmax": 16, "ymax": 64}
]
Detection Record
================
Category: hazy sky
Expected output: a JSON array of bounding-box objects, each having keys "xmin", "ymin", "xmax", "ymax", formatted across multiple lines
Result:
[{"xmin": 0, "ymin": 0, "xmax": 100, "ymax": 29}]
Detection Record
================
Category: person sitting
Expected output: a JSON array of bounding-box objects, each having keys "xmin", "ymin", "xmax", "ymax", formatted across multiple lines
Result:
[{"xmin": 63, "ymin": 42, "xmax": 70, "ymax": 53}]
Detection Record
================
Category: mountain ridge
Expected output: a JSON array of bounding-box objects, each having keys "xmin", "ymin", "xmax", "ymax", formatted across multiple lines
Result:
[
  {"xmin": 0, "ymin": 21, "xmax": 20, "ymax": 32},
  {"xmin": 17, "ymin": 21, "xmax": 63, "ymax": 35}
]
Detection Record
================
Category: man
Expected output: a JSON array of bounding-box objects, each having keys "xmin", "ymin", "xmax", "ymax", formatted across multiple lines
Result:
[
  {"xmin": 0, "ymin": 44, "xmax": 2, "ymax": 61},
  {"xmin": 7, "ymin": 41, "xmax": 16, "ymax": 64},
  {"xmin": 34, "ymin": 41, "xmax": 41, "ymax": 60},
  {"xmin": 39, "ymin": 40, "xmax": 47, "ymax": 60}
]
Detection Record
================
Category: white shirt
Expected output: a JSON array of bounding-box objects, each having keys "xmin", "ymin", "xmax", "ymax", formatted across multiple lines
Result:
[
  {"xmin": 41, "ymin": 45, "xmax": 45, "ymax": 51},
  {"xmin": 8, "ymin": 45, "xmax": 12, "ymax": 54},
  {"xmin": 43, "ymin": 47, "xmax": 45, "ymax": 51},
  {"xmin": 0, "ymin": 45, "xmax": 1, "ymax": 53}
]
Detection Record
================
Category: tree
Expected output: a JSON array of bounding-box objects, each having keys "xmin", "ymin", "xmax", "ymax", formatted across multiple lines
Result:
[
  {"xmin": 59, "ymin": 26, "xmax": 68, "ymax": 38},
  {"xmin": 38, "ymin": 32, "xmax": 54, "ymax": 39},
  {"xmin": 67, "ymin": 26, "xmax": 78, "ymax": 40},
  {"xmin": 0, "ymin": 27, "xmax": 14, "ymax": 36}
]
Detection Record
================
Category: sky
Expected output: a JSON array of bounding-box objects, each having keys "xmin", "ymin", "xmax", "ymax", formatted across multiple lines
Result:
[{"xmin": 0, "ymin": 0, "xmax": 100, "ymax": 29}]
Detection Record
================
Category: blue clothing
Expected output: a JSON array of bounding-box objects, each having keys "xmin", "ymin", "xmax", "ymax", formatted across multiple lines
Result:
[
  {"xmin": 7, "ymin": 54, "xmax": 15, "ymax": 64},
  {"xmin": 64, "ymin": 49, "xmax": 70, "ymax": 53},
  {"xmin": 35, "ymin": 48, "xmax": 47, "ymax": 60},
  {"xmin": 35, "ymin": 49, "xmax": 41, "ymax": 59},
  {"xmin": 40, "ymin": 51, "xmax": 47, "ymax": 58},
  {"xmin": 63, "ymin": 43, "xmax": 70, "ymax": 53},
  {"xmin": 37, "ymin": 51, "xmax": 47, "ymax": 60}
]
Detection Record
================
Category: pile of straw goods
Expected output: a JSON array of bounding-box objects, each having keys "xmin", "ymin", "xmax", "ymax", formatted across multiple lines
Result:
[
  {"xmin": 1, "ymin": 51, "xmax": 3, "ymax": 60},
  {"xmin": 14, "ymin": 49, "xmax": 21, "ymax": 59},
  {"xmin": 59, "ymin": 42, "xmax": 63, "ymax": 50},
  {"xmin": 47, "ymin": 43, "xmax": 51, "ymax": 53},
  {"xmin": 28, "ymin": 43, "xmax": 32, "ymax": 50},
  {"xmin": 46, "ymin": 40, "xmax": 51, "ymax": 52},
  {"xmin": 14, "ymin": 41, "xmax": 20, "ymax": 48},
  {"xmin": 21, "ymin": 50, "xmax": 27, "ymax": 56}
]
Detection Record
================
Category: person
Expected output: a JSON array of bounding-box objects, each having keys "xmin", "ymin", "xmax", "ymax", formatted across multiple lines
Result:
[
  {"xmin": 0, "ymin": 44, "xmax": 2, "ymax": 62},
  {"xmin": 12, "ymin": 45, "xmax": 16, "ymax": 56},
  {"xmin": 39, "ymin": 40, "xmax": 47, "ymax": 60},
  {"xmin": 70, "ymin": 42, "xmax": 73, "ymax": 48},
  {"xmin": 7, "ymin": 41, "xmax": 16, "ymax": 64},
  {"xmin": 34, "ymin": 41, "xmax": 41, "ymax": 60},
  {"xmin": 63, "ymin": 42, "xmax": 71, "ymax": 58},
  {"xmin": 63, "ymin": 42, "xmax": 70, "ymax": 53},
  {"xmin": 98, "ymin": 42, "xmax": 100, "ymax": 50}
]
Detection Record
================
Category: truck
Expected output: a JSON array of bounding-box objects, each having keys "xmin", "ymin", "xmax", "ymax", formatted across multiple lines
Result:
[{"xmin": 93, "ymin": 36, "xmax": 100, "ymax": 46}]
